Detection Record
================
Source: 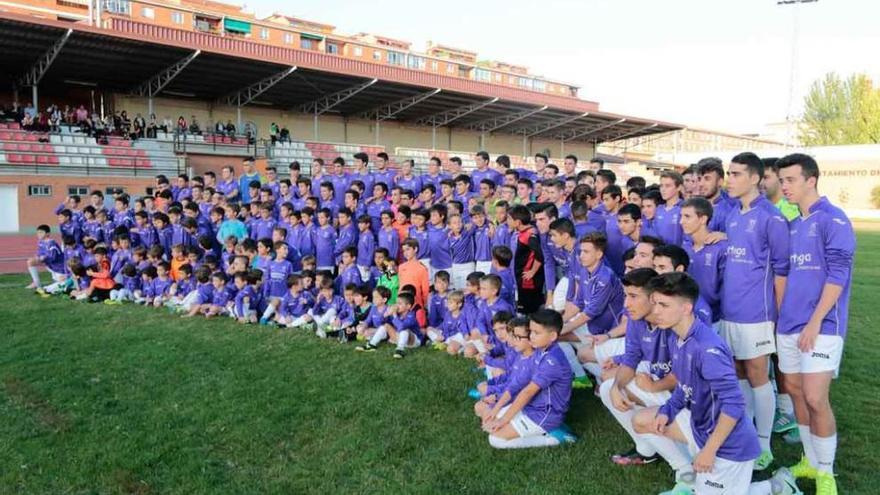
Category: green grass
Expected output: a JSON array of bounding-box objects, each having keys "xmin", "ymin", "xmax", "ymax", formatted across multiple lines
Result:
[{"xmin": 1, "ymin": 233, "xmax": 879, "ymax": 494}]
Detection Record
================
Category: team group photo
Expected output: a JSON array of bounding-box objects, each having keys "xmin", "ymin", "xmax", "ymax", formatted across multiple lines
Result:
[{"xmin": 0, "ymin": 0, "xmax": 878, "ymax": 493}]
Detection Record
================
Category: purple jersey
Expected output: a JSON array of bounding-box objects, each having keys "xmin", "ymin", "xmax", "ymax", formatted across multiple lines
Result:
[
  {"xmin": 492, "ymin": 266, "xmax": 517, "ymax": 309},
  {"xmin": 778, "ymin": 197, "xmax": 855, "ymax": 338},
  {"xmin": 522, "ymin": 343, "xmax": 572, "ymax": 431},
  {"xmin": 659, "ymin": 319, "xmax": 761, "ymax": 462},
  {"xmin": 364, "ymin": 304, "xmax": 389, "ymax": 328},
  {"xmin": 427, "ymin": 291, "xmax": 448, "ymax": 328},
  {"xmin": 335, "ymin": 223, "xmax": 358, "ymax": 262},
  {"xmin": 365, "ymin": 199, "xmax": 390, "ymax": 233},
  {"xmin": 356, "ymin": 230, "xmax": 376, "ymax": 267},
  {"xmin": 708, "ymin": 191, "xmax": 736, "ymax": 233},
  {"xmin": 211, "ymin": 285, "xmax": 234, "ymax": 307},
  {"xmin": 449, "ymin": 229, "xmax": 474, "ymax": 264},
  {"xmin": 328, "ymin": 173, "xmax": 350, "ymax": 207},
  {"xmin": 336, "ymin": 264, "xmax": 364, "ymax": 293},
  {"xmin": 132, "ymin": 225, "xmax": 158, "ymax": 249},
  {"xmin": 312, "ymin": 224, "xmax": 337, "ymax": 267},
  {"xmin": 110, "ymin": 248, "xmax": 132, "ymax": 278},
  {"xmin": 350, "ymin": 171, "xmax": 374, "ymax": 199},
  {"xmin": 438, "ymin": 312, "xmax": 468, "ymax": 340},
  {"xmin": 372, "ymin": 170, "xmax": 397, "ymax": 190},
  {"xmin": 684, "ymin": 238, "xmax": 727, "ymax": 322},
  {"xmin": 377, "ymin": 226, "xmax": 399, "ymax": 260},
  {"xmin": 279, "ymin": 289, "xmax": 313, "ymax": 318},
  {"xmin": 82, "ymin": 220, "xmax": 104, "ymax": 243},
  {"xmin": 614, "ymin": 315, "xmax": 672, "ymax": 380},
  {"xmin": 603, "ymin": 215, "xmax": 628, "ymax": 276},
  {"xmin": 408, "ymin": 226, "xmax": 430, "ymax": 260},
  {"xmin": 395, "ymin": 174, "xmax": 422, "ymax": 194},
  {"xmin": 471, "ymin": 168, "xmax": 502, "ymax": 189},
  {"xmin": 721, "ymin": 196, "xmax": 790, "ymax": 324},
  {"xmin": 391, "ymin": 309, "xmax": 422, "ymax": 340},
  {"xmin": 427, "ymin": 225, "xmax": 452, "ymax": 270},
  {"xmin": 151, "ymin": 276, "xmax": 174, "ymax": 297},
  {"xmin": 121, "ymin": 273, "xmax": 141, "ymax": 293},
  {"xmin": 575, "ymin": 263, "xmax": 625, "ymax": 335},
  {"xmin": 194, "ymin": 281, "xmax": 214, "ymax": 305},
  {"xmin": 474, "ymin": 297, "xmax": 515, "ymax": 338},
  {"xmin": 216, "ymin": 179, "xmax": 238, "ymax": 199},
  {"xmin": 653, "ymin": 200, "xmax": 683, "ymax": 246},
  {"xmin": 249, "ymin": 217, "xmax": 276, "ymax": 241},
  {"xmin": 471, "ymin": 223, "xmax": 492, "ymax": 262},
  {"xmin": 37, "ymin": 238, "xmax": 65, "ymax": 273},
  {"xmin": 59, "ymin": 220, "xmax": 82, "ymax": 245},
  {"xmin": 265, "ymin": 259, "xmax": 294, "ymax": 298}
]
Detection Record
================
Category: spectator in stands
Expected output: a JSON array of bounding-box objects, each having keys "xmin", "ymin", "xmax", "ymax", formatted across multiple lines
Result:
[
  {"xmin": 63, "ymin": 105, "xmax": 74, "ymax": 125},
  {"xmin": 244, "ymin": 122, "xmax": 255, "ymax": 144},
  {"xmin": 133, "ymin": 113, "xmax": 146, "ymax": 139},
  {"xmin": 176, "ymin": 116, "xmax": 187, "ymax": 135},
  {"xmin": 225, "ymin": 120, "xmax": 236, "ymax": 138},
  {"xmin": 49, "ymin": 105, "xmax": 62, "ymax": 133},
  {"xmin": 146, "ymin": 114, "xmax": 158, "ymax": 138},
  {"xmin": 215, "ymin": 120, "xmax": 225, "ymax": 136},
  {"xmin": 279, "ymin": 125, "xmax": 290, "ymax": 143},
  {"xmin": 270, "ymin": 122, "xmax": 279, "ymax": 145},
  {"xmin": 589, "ymin": 157, "xmax": 604, "ymax": 171},
  {"xmin": 189, "ymin": 115, "xmax": 201, "ymax": 135},
  {"xmin": 24, "ymin": 101, "xmax": 36, "ymax": 119},
  {"xmin": 75, "ymin": 104, "xmax": 88, "ymax": 123}
]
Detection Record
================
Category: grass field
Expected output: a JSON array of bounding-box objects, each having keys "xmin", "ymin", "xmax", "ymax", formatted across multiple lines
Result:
[{"xmin": 0, "ymin": 233, "xmax": 878, "ymax": 495}]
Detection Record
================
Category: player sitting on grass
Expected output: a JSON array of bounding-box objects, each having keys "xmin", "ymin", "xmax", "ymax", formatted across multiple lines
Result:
[{"xmin": 355, "ymin": 291, "xmax": 422, "ymax": 359}]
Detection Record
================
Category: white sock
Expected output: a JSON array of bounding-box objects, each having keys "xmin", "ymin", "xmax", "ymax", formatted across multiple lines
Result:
[
  {"xmin": 740, "ymin": 379, "xmax": 755, "ymax": 421},
  {"xmin": 747, "ymin": 480, "xmax": 773, "ymax": 495},
  {"xmin": 643, "ymin": 433, "xmax": 693, "ymax": 472},
  {"xmin": 812, "ymin": 433, "xmax": 837, "ymax": 475},
  {"xmin": 753, "ymin": 382, "xmax": 775, "ymax": 452},
  {"xmin": 288, "ymin": 315, "xmax": 308, "ymax": 328},
  {"xmin": 798, "ymin": 425, "xmax": 818, "ymax": 468},
  {"xmin": 369, "ymin": 326, "xmax": 388, "ymax": 346},
  {"xmin": 261, "ymin": 305, "xmax": 276, "ymax": 320},
  {"xmin": 777, "ymin": 393, "xmax": 794, "ymax": 416},
  {"xmin": 426, "ymin": 329, "xmax": 440, "ymax": 343},
  {"xmin": 598, "ymin": 380, "xmax": 655, "ymax": 457},
  {"xmin": 488, "ymin": 434, "xmax": 560, "ymax": 449},
  {"xmin": 396, "ymin": 330, "xmax": 410, "ymax": 351},
  {"xmin": 560, "ymin": 343, "xmax": 586, "ymax": 378},
  {"xmin": 28, "ymin": 266, "xmax": 41, "ymax": 286}
]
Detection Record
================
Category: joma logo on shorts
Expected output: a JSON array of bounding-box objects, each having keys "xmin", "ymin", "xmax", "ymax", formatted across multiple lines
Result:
[
  {"xmin": 704, "ymin": 480, "xmax": 724, "ymax": 489},
  {"xmin": 811, "ymin": 352, "xmax": 830, "ymax": 359},
  {"xmin": 756, "ymin": 340, "xmax": 772, "ymax": 347}
]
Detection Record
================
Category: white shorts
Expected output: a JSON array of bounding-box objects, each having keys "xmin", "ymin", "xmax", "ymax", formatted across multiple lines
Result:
[
  {"xmin": 552, "ymin": 277, "xmax": 569, "ymax": 312},
  {"xmin": 497, "ymin": 405, "xmax": 546, "ymax": 438},
  {"xmin": 694, "ymin": 456, "xmax": 755, "ymax": 495},
  {"xmin": 475, "ymin": 261, "xmax": 492, "ymax": 275},
  {"xmin": 393, "ymin": 330, "xmax": 422, "ymax": 348},
  {"xmin": 48, "ymin": 269, "xmax": 67, "ymax": 283},
  {"xmin": 777, "ymin": 332, "xmax": 843, "ymax": 377},
  {"xmin": 447, "ymin": 333, "xmax": 467, "ymax": 347},
  {"xmin": 467, "ymin": 338, "xmax": 488, "ymax": 354},
  {"xmin": 451, "ymin": 262, "xmax": 474, "ymax": 290},
  {"xmin": 571, "ymin": 325, "xmax": 592, "ymax": 346},
  {"xmin": 594, "ymin": 337, "xmax": 626, "ymax": 364},
  {"xmin": 718, "ymin": 320, "xmax": 776, "ymax": 360},
  {"xmin": 357, "ymin": 265, "xmax": 370, "ymax": 283}
]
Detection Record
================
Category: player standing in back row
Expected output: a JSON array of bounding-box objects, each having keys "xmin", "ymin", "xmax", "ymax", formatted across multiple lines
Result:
[
  {"xmin": 718, "ymin": 152, "xmax": 790, "ymax": 471},
  {"xmin": 776, "ymin": 153, "xmax": 855, "ymax": 495}
]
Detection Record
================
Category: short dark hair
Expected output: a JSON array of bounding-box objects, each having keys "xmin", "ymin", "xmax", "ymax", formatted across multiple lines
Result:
[
  {"xmin": 696, "ymin": 157, "xmax": 724, "ymax": 179},
  {"xmin": 549, "ymin": 218, "xmax": 575, "ymax": 238},
  {"xmin": 681, "ymin": 197, "xmax": 713, "ymax": 222},
  {"xmin": 530, "ymin": 308, "xmax": 563, "ymax": 333},
  {"xmin": 731, "ymin": 151, "xmax": 764, "ymax": 178},
  {"xmin": 618, "ymin": 203, "xmax": 641, "ymax": 220},
  {"xmin": 508, "ymin": 204, "xmax": 532, "ymax": 225},
  {"xmin": 476, "ymin": 151, "xmax": 490, "ymax": 162},
  {"xmin": 580, "ymin": 231, "xmax": 608, "ymax": 253},
  {"xmin": 353, "ymin": 152, "xmax": 368, "ymax": 163},
  {"xmin": 776, "ymin": 153, "xmax": 820, "ymax": 182},
  {"xmin": 623, "ymin": 267, "xmax": 658, "ymax": 288},
  {"xmin": 491, "ymin": 245, "xmax": 513, "ymax": 267},
  {"xmin": 653, "ymin": 245, "xmax": 690, "ymax": 271},
  {"xmin": 646, "ymin": 272, "xmax": 700, "ymax": 304},
  {"xmin": 596, "ymin": 169, "xmax": 616, "ymax": 185}
]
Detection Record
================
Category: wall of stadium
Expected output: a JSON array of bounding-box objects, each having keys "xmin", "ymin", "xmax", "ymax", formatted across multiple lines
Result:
[{"xmin": 112, "ymin": 95, "xmax": 596, "ymax": 160}]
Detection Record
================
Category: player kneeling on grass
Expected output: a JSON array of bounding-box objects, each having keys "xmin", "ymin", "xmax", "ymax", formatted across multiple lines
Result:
[
  {"xmin": 632, "ymin": 273, "xmax": 799, "ymax": 495},
  {"xmin": 271, "ymin": 274, "xmax": 315, "ymax": 328},
  {"xmin": 26, "ymin": 224, "xmax": 66, "ymax": 291},
  {"xmin": 355, "ymin": 291, "xmax": 422, "ymax": 359},
  {"xmin": 202, "ymin": 271, "xmax": 234, "ymax": 318},
  {"xmin": 426, "ymin": 290, "xmax": 470, "ymax": 355},
  {"xmin": 480, "ymin": 309, "xmax": 576, "ymax": 449},
  {"xmin": 598, "ymin": 267, "xmax": 690, "ymax": 471},
  {"xmin": 473, "ymin": 315, "xmax": 526, "ymax": 400},
  {"xmin": 230, "ymin": 271, "xmax": 260, "ymax": 324},
  {"xmin": 105, "ymin": 263, "xmax": 141, "ymax": 304}
]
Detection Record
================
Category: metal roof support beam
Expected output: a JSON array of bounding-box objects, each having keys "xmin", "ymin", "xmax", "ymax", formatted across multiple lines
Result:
[
  {"xmin": 219, "ymin": 66, "xmax": 297, "ymax": 107},
  {"xmin": 515, "ymin": 112, "xmax": 590, "ymax": 138},
  {"xmin": 17, "ymin": 28, "xmax": 72, "ymax": 88},
  {"xmin": 596, "ymin": 123, "xmax": 659, "ymax": 143},
  {"xmin": 558, "ymin": 118, "xmax": 626, "ymax": 142},
  {"xmin": 415, "ymin": 97, "xmax": 499, "ymax": 127},
  {"xmin": 300, "ymin": 78, "xmax": 378, "ymax": 115},
  {"xmin": 359, "ymin": 88, "xmax": 441, "ymax": 121},
  {"xmin": 133, "ymin": 50, "xmax": 201, "ymax": 97},
  {"xmin": 465, "ymin": 105, "xmax": 548, "ymax": 133}
]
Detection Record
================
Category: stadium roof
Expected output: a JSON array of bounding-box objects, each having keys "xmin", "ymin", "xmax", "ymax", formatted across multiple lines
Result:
[{"xmin": 0, "ymin": 13, "xmax": 682, "ymax": 144}]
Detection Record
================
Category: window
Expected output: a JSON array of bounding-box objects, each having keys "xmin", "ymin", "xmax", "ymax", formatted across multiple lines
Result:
[
  {"xmin": 300, "ymin": 38, "xmax": 314, "ymax": 50},
  {"xmin": 495, "ymin": 73, "xmax": 502, "ymax": 82},
  {"xmin": 446, "ymin": 63, "xmax": 455, "ymax": 74},
  {"xmin": 170, "ymin": 11, "xmax": 183, "ymax": 24},
  {"xmin": 387, "ymin": 51, "xmax": 406, "ymax": 66},
  {"xmin": 353, "ymin": 46, "xmax": 363, "ymax": 57},
  {"xmin": 326, "ymin": 43, "xmax": 339, "ymax": 54},
  {"xmin": 105, "ymin": 186, "xmax": 125, "ymax": 196},
  {"xmin": 28, "ymin": 185, "xmax": 51, "ymax": 197},
  {"xmin": 431, "ymin": 60, "xmax": 438, "ymax": 71},
  {"xmin": 475, "ymin": 68, "xmax": 491, "ymax": 82},
  {"xmin": 284, "ymin": 33, "xmax": 294, "ymax": 44},
  {"xmin": 407, "ymin": 55, "xmax": 425, "ymax": 70},
  {"xmin": 259, "ymin": 28, "xmax": 270, "ymax": 40},
  {"xmin": 145, "ymin": 187, "xmax": 155, "ymax": 196},
  {"xmin": 533, "ymin": 79, "xmax": 546, "ymax": 92},
  {"xmin": 373, "ymin": 50, "xmax": 382, "ymax": 61},
  {"xmin": 141, "ymin": 7, "xmax": 154, "ymax": 19},
  {"xmin": 68, "ymin": 186, "xmax": 88, "ymax": 196}
]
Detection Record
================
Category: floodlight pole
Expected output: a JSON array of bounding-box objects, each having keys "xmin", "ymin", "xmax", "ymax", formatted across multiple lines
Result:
[{"xmin": 778, "ymin": 0, "xmax": 818, "ymax": 147}]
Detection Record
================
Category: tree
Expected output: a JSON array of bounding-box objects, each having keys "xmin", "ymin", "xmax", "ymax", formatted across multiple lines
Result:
[{"xmin": 800, "ymin": 73, "xmax": 880, "ymax": 146}]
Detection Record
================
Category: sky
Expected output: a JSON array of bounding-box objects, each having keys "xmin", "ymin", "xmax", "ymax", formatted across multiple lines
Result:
[{"xmin": 242, "ymin": 0, "xmax": 879, "ymax": 134}]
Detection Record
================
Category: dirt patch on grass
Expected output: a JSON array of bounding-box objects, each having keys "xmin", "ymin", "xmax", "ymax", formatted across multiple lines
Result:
[
  {"xmin": 2, "ymin": 376, "xmax": 71, "ymax": 433},
  {"xmin": 112, "ymin": 469, "xmax": 153, "ymax": 495}
]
